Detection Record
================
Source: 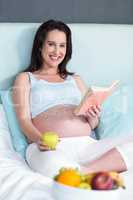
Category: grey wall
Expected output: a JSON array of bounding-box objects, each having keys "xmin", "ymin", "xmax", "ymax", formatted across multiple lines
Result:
[{"xmin": 0, "ymin": 0, "xmax": 133, "ymax": 24}]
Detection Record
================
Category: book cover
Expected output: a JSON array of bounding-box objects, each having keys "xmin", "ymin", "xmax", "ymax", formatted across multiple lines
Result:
[{"xmin": 74, "ymin": 80, "xmax": 119, "ymax": 116}]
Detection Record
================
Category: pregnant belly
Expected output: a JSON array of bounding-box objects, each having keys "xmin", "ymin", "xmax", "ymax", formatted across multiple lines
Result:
[{"xmin": 32, "ymin": 105, "xmax": 92, "ymax": 137}]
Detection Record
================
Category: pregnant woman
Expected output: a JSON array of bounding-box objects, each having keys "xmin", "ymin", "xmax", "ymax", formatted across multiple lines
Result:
[{"xmin": 13, "ymin": 20, "xmax": 127, "ymax": 177}]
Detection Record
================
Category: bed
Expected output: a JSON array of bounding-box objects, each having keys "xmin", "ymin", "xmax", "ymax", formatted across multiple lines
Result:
[{"xmin": 0, "ymin": 23, "xmax": 133, "ymax": 199}]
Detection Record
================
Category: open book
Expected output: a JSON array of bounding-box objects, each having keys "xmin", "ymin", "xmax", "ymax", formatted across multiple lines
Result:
[{"xmin": 74, "ymin": 80, "xmax": 119, "ymax": 116}]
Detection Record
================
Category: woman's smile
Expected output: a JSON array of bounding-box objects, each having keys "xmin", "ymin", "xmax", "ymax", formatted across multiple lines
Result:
[{"xmin": 49, "ymin": 54, "xmax": 62, "ymax": 62}]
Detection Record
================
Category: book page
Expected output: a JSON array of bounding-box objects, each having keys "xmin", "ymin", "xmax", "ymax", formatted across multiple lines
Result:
[{"xmin": 74, "ymin": 80, "xmax": 119, "ymax": 116}]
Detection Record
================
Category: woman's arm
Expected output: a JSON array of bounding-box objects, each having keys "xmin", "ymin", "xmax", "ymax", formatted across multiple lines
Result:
[
  {"xmin": 81, "ymin": 148, "xmax": 127, "ymax": 173},
  {"xmin": 73, "ymin": 75, "xmax": 100, "ymax": 129},
  {"xmin": 12, "ymin": 73, "xmax": 42, "ymax": 142}
]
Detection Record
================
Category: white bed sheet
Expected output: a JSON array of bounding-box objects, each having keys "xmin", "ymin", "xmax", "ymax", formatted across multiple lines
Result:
[
  {"xmin": 0, "ymin": 134, "xmax": 54, "ymax": 200},
  {"xmin": 0, "ymin": 105, "xmax": 54, "ymax": 200},
  {"xmin": 0, "ymin": 105, "xmax": 133, "ymax": 200}
]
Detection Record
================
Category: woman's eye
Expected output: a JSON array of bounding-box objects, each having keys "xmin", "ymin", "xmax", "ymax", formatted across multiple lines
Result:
[
  {"xmin": 48, "ymin": 43, "xmax": 54, "ymax": 46},
  {"xmin": 60, "ymin": 44, "xmax": 65, "ymax": 48}
]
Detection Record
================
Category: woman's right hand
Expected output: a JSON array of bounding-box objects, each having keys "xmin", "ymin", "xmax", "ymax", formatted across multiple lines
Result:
[{"xmin": 37, "ymin": 139, "xmax": 50, "ymax": 151}]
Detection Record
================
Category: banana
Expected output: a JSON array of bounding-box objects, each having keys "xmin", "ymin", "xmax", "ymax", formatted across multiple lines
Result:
[{"xmin": 109, "ymin": 171, "xmax": 125, "ymax": 189}]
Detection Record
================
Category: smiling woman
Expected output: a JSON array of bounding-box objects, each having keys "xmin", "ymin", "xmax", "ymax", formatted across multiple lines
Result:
[
  {"xmin": 12, "ymin": 20, "xmax": 100, "ymax": 176},
  {"xmin": 12, "ymin": 20, "xmax": 128, "ymax": 178},
  {"xmin": 13, "ymin": 19, "xmax": 96, "ymax": 142}
]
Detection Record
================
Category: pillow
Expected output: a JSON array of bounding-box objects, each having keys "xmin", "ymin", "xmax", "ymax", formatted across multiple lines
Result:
[
  {"xmin": 0, "ymin": 104, "xmax": 14, "ymax": 151},
  {"xmin": 0, "ymin": 103, "xmax": 9, "ymax": 130},
  {"xmin": 0, "ymin": 90, "xmax": 28, "ymax": 158},
  {"xmin": 95, "ymin": 84, "xmax": 133, "ymax": 139}
]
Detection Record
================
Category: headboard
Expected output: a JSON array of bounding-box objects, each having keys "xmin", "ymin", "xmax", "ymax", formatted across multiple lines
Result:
[{"xmin": 0, "ymin": 23, "xmax": 133, "ymax": 91}]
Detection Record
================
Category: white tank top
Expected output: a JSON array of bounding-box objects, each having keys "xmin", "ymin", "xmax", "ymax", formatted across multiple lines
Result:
[{"xmin": 28, "ymin": 72, "xmax": 82, "ymax": 118}]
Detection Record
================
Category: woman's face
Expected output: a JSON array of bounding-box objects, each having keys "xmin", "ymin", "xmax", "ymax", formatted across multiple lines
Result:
[{"xmin": 41, "ymin": 29, "xmax": 67, "ymax": 69}]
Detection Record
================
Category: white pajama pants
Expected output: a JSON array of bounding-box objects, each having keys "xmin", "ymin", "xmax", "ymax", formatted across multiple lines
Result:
[{"xmin": 26, "ymin": 134, "xmax": 133, "ymax": 178}]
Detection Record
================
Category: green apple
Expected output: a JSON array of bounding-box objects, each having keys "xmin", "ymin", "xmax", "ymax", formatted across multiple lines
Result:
[{"xmin": 41, "ymin": 131, "xmax": 59, "ymax": 150}]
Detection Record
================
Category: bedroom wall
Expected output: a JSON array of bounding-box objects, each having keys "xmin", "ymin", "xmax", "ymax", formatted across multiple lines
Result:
[
  {"xmin": 0, "ymin": 0, "xmax": 133, "ymax": 24},
  {"xmin": 0, "ymin": 23, "xmax": 133, "ymax": 90}
]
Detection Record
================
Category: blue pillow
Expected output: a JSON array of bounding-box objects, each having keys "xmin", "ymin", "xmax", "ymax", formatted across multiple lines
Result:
[
  {"xmin": 95, "ymin": 84, "xmax": 133, "ymax": 139},
  {"xmin": 0, "ymin": 90, "xmax": 28, "ymax": 158}
]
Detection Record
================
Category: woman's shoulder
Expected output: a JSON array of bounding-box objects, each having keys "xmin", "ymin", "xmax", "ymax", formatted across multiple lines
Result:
[
  {"xmin": 14, "ymin": 72, "xmax": 30, "ymax": 85},
  {"xmin": 72, "ymin": 74, "xmax": 88, "ymax": 95},
  {"xmin": 15, "ymin": 72, "xmax": 29, "ymax": 80},
  {"xmin": 72, "ymin": 74, "xmax": 81, "ymax": 81},
  {"xmin": 72, "ymin": 74, "xmax": 85, "ymax": 83}
]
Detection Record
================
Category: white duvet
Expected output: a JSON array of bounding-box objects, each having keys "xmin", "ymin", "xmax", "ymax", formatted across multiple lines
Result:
[
  {"xmin": 0, "ymin": 147, "xmax": 54, "ymax": 199},
  {"xmin": 0, "ymin": 105, "xmax": 54, "ymax": 200},
  {"xmin": 0, "ymin": 105, "xmax": 133, "ymax": 200}
]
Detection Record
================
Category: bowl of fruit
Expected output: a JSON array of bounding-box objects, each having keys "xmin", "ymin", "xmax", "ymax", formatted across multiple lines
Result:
[{"xmin": 52, "ymin": 168, "xmax": 125, "ymax": 200}]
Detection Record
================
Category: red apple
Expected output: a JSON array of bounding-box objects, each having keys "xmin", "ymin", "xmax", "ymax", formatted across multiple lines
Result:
[{"xmin": 91, "ymin": 172, "xmax": 114, "ymax": 190}]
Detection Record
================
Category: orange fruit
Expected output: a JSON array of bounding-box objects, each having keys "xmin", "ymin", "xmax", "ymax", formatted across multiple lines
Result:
[{"xmin": 56, "ymin": 169, "xmax": 81, "ymax": 187}]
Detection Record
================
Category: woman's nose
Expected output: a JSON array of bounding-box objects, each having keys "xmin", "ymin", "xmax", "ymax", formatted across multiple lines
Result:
[{"xmin": 54, "ymin": 46, "xmax": 60, "ymax": 54}]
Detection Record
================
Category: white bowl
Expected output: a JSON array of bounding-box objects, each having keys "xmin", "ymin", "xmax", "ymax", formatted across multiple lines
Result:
[{"xmin": 52, "ymin": 181, "xmax": 120, "ymax": 200}]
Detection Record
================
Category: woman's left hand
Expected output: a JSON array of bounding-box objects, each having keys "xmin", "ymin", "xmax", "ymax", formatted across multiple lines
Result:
[{"xmin": 85, "ymin": 105, "xmax": 101, "ymax": 130}]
